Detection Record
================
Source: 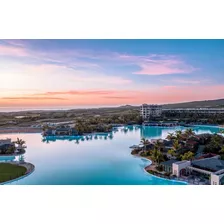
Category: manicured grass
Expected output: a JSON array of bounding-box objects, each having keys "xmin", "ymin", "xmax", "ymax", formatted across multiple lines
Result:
[{"xmin": 0, "ymin": 163, "xmax": 27, "ymax": 183}]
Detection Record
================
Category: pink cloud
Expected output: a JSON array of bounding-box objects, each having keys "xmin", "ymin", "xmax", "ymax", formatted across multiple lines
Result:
[
  {"xmin": 1, "ymin": 96, "xmax": 67, "ymax": 100},
  {"xmin": 0, "ymin": 40, "xmax": 196, "ymax": 76},
  {"xmin": 117, "ymin": 54, "xmax": 196, "ymax": 75},
  {"xmin": 0, "ymin": 45, "xmax": 28, "ymax": 57}
]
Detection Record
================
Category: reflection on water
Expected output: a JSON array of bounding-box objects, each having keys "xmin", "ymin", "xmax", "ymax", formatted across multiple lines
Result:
[
  {"xmin": 42, "ymin": 132, "xmax": 114, "ymax": 144},
  {"xmin": 0, "ymin": 125, "xmax": 222, "ymax": 185}
]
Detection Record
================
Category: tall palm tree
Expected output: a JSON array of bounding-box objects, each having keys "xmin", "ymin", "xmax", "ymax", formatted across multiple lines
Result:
[
  {"xmin": 140, "ymin": 138, "xmax": 150, "ymax": 152},
  {"xmin": 219, "ymin": 145, "xmax": 224, "ymax": 154},
  {"xmin": 151, "ymin": 149, "xmax": 164, "ymax": 164},
  {"xmin": 154, "ymin": 140, "xmax": 164, "ymax": 151},
  {"xmin": 15, "ymin": 138, "xmax": 26, "ymax": 148},
  {"xmin": 166, "ymin": 132, "xmax": 175, "ymax": 141},
  {"xmin": 184, "ymin": 128, "xmax": 195, "ymax": 137},
  {"xmin": 175, "ymin": 130, "xmax": 183, "ymax": 136},
  {"xmin": 172, "ymin": 139, "xmax": 181, "ymax": 151},
  {"xmin": 175, "ymin": 130, "xmax": 183, "ymax": 141}
]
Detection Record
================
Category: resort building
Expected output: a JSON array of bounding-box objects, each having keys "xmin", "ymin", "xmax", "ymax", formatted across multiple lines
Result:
[
  {"xmin": 172, "ymin": 156, "xmax": 224, "ymax": 185},
  {"xmin": 163, "ymin": 108, "xmax": 224, "ymax": 114},
  {"xmin": 0, "ymin": 139, "xmax": 15, "ymax": 154},
  {"xmin": 160, "ymin": 159, "xmax": 178, "ymax": 173},
  {"xmin": 0, "ymin": 138, "xmax": 12, "ymax": 146},
  {"xmin": 140, "ymin": 104, "xmax": 162, "ymax": 120},
  {"xmin": 42, "ymin": 127, "xmax": 78, "ymax": 136}
]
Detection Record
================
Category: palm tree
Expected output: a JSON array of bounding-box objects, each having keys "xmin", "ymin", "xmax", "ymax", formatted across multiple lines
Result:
[
  {"xmin": 184, "ymin": 128, "xmax": 195, "ymax": 137},
  {"xmin": 175, "ymin": 130, "xmax": 183, "ymax": 136},
  {"xmin": 172, "ymin": 139, "xmax": 181, "ymax": 151},
  {"xmin": 14, "ymin": 138, "xmax": 26, "ymax": 148},
  {"xmin": 166, "ymin": 132, "xmax": 175, "ymax": 141},
  {"xmin": 219, "ymin": 130, "xmax": 224, "ymax": 134},
  {"xmin": 140, "ymin": 138, "xmax": 150, "ymax": 153},
  {"xmin": 151, "ymin": 149, "xmax": 164, "ymax": 164},
  {"xmin": 219, "ymin": 145, "xmax": 224, "ymax": 154},
  {"xmin": 154, "ymin": 140, "xmax": 164, "ymax": 151},
  {"xmin": 167, "ymin": 149, "xmax": 176, "ymax": 157},
  {"xmin": 175, "ymin": 130, "xmax": 183, "ymax": 141},
  {"xmin": 180, "ymin": 151, "xmax": 194, "ymax": 161}
]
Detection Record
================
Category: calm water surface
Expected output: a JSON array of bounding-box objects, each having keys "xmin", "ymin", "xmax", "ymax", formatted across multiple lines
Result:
[{"xmin": 0, "ymin": 125, "xmax": 222, "ymax": 185}]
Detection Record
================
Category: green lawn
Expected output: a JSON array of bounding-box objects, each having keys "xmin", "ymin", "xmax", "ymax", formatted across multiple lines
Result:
[{"xmin": 0, "ymin": 163, "xmax": 27, "ymax": 183}]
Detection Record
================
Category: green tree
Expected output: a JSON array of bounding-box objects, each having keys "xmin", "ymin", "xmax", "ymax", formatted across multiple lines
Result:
[
  {"xmin": 219, "ymin": 145, "xmax": 224, "ymax": 154},
  {"xmin": 180, "ymin": 151, "xmax": 194, "ymax": 161},
  {"xmin": 5, "ymin": 145, "xmax": 15, "ymax": 154},
  {"xmin": 154, "ymin": 140, "xmax": 164, "ymax": 152},
  {"xmin": 151, "ymin": 149, "xmax": 164, "ymax": 164},
  {"xmin": 172, "ymin": 139, "xmax": 181, "ymax": 151},
  {"xmin": 205, "ymin": 134, "xmax": 223, "ymax": 153},
  {"xmin": 140, "ymin": 138, "xmax": 150, "ymax": 153},
  {"xmin": 184, "ymin": 128, "xmax": 195, "ymax": 137},
  {"xmin": 167, "ymin": 149, "xmax": 176, "ymax": 157},
  {"xmin": 14, "ymin": 138, "xmax": 26, "ymax": 148},
  {"xmin": 166, "ymin": 132, "xmax": 175, "ymax": 141}
]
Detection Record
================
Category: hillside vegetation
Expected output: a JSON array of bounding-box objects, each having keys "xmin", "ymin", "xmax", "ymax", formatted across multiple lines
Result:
[{"xmin": 162, "ymin": 99, "xmax": 224, "ymax": 109}]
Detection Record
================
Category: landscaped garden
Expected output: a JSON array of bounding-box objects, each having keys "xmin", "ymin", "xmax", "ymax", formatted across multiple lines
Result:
[{"xmin": 0, "ymin": 163, "xmax": 27, "ymax": 183}]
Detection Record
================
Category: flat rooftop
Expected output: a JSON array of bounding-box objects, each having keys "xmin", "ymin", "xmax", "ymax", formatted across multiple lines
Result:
[{"xmin": 192, "ymin": 157, "xmax": 224, "ymax": 172}]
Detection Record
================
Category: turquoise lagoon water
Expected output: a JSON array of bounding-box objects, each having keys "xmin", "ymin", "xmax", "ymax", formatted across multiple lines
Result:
[{"xmin": 0, "ymin": 125, "xmax": 223, "ymax": 185}]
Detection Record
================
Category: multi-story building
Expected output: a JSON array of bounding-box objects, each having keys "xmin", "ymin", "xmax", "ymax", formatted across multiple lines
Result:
[
  {"xmin": 0, "ymin": 138, "xmax": 12, "ymax": 146},
  {"xmin": 163, "ymin": 108, "xmax": 224, "ymax": 114},
  {"xmin": 140, "ymin": 104, "xmax": 162, "ymax": 120}
]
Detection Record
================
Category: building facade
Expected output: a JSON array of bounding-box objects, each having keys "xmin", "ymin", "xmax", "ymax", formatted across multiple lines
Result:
[
  {"xmin": 172, "ymin": 156, "xmax": 224, "ymax": 185},
  {"xmin": 163, "ymin": 108, "xmax": 224, "ymax": 114},
  {"xmin": 0, "ymin": 139, "xmax": 12, "ymax": 146},
  {"xmin": 140, "ymin": 104, "xmax": 162, "ymax": 120}
]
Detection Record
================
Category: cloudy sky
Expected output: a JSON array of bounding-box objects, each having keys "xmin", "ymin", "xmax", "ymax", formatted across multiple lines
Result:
[{"xmin": 0, "ymin": 39, "xmax": 224, "ymax": 109}]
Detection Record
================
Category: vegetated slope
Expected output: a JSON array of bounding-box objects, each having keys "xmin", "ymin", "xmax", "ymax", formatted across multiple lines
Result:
[{"xmin": 162, "ymin": 99, "xmax": 224, "ymax": 109}]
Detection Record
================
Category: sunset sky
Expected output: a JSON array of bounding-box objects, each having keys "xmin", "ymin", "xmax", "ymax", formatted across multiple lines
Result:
[{"xmin": 0, "ymin": 39, "xmax": 224, "ymax": 110}]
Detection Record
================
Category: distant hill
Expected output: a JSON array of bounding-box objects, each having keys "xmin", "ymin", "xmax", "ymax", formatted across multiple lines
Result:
[{"xmin": 163, "ymin": 99, "xmax": 224, "ymax": 109}]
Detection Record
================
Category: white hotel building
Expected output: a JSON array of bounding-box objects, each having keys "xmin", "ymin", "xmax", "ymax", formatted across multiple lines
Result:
[
  {"xmin": 163, "ymin": 108, "xmax": 224, "ymax": 114},
  {"xmin": 140, "ymin": 104, "xmax": 162, "ymax": 120}
]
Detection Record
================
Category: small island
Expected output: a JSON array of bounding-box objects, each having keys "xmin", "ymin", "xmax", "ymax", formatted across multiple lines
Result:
[
  {"xmin": 42, "ymin": 121, "xmax": 113, "ymax": 137},
  {"xmin": 0, "ymin": 138, "xmax": 35, "ymax": 184}
]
